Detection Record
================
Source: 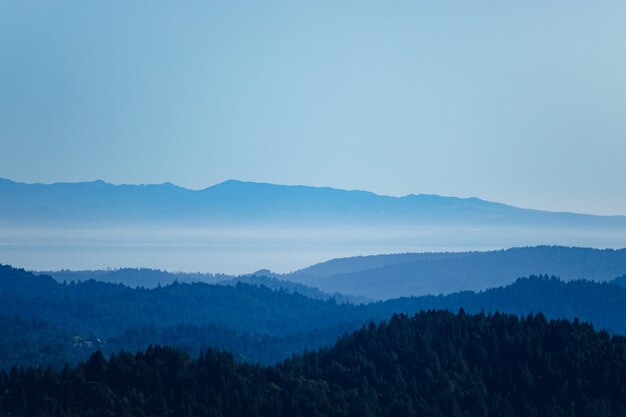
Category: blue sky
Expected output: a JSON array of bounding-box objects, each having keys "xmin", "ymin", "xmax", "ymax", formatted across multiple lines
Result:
[{"xmin": 1, "ymin": 0, "xmax": 625, "ymax": 215}]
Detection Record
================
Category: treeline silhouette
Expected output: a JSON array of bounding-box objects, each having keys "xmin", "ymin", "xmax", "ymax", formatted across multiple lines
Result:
[{"xmin": 1, "ymin": 311, "xmax": 625, "ymax": 417}]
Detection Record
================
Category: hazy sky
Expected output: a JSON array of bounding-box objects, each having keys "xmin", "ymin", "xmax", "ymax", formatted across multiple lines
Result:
[{"xmin": 1, "ymin": 1, "xmax": 625, "ymax": 215}]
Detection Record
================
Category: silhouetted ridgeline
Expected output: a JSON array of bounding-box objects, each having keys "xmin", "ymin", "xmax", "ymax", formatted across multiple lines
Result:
[
  {"xmin": 2, "ymin": 178, "xmax": 626, "ymax": 228},
  {"xmin": 47, "ymin": 268, "xmax": 368, "ymax": 303},
  {"xmin": 3, "ymin": 264, "xmax": 626, "ymax": 369},
  {"xmin": 1, "ymin": 311, "xmax": 625, "ymax": 417},
  {"xmin": 287, "ymin": 246, "xmax": 626, "ymax": 298},
  {"xmin": 218, "ymin": 275, "xmax": 370, "ymax": 304},
  {"xmin": 47, "ymin": 268, "xmax": 226, "ymax": 288}
]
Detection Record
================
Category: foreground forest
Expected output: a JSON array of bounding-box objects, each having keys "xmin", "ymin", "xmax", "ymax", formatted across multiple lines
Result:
[
  {"xmin": 3, "ymin": 264, "xmax": 626, "ymax": 369},
  {"xmin": 1, "ymin": 311, "xmax": 625, "ymax": 417}
]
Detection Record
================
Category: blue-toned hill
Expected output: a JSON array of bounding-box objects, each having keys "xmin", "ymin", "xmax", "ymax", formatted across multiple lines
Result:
[{"xmin": 287, "ymin": 246, "xmax": 626, "ymax": 298}]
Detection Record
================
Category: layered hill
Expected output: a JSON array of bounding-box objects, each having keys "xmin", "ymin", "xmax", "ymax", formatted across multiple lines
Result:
[
  {"xmin": 44, "ymin": 246, "xmax": 626, "ymax": 300},
  {"xmin": 3, "ymin": 264, "xmax": 626, "ymax": 369}
]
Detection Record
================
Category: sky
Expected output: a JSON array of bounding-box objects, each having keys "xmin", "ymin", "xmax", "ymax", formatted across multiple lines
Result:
[{"xmin": 1, "ymin": 0, "xmax": 625, "ymax": 215}]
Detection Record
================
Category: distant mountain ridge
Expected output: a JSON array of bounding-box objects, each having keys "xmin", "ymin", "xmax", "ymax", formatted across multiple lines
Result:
[{"xmin": 2, "ymin": 177, "xmax": 625, "ymax": 227}]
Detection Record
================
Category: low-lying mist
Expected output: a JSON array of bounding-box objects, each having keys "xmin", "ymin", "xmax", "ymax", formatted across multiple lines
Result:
[{"xmin": 2, "ymin": 225, "xmax": 626, "ymax": 273}]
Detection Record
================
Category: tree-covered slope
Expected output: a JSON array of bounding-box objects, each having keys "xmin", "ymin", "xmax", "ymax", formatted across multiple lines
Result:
[
  {"xmin": 1, "ymin": 311, "xmax": 625, "ymax": 417},
  {"xmin": 0, "ymin": 313, "xmax": 358, "ymax": 370}
]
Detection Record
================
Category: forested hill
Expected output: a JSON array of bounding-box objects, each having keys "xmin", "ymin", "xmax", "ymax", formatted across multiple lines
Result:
[
  {"xmin": 2, "ymin": 311, "xmax": 625, "ymax": 417},
  {"xmin": 286, "ymin": 246, "xmax": 626, "ymax": 298},
  {"xmin": 3, "ymin": 263, "xmax": 626, "ymax": 369}
]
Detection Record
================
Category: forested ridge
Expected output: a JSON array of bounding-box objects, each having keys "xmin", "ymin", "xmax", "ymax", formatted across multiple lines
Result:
[
  {"xmin": 1, "ymin": 311, "xmax": 625, "ymax": 417},
  {"xmin": 47, "ymin": 268, "xmax": 367, "ymax": 303},
  {"xmin": 3, "ymin": 264, "xmax": 626, "ymax": 369}
]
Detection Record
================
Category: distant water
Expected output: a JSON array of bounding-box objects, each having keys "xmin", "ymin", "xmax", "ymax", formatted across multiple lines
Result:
[{"xmin": 1, "ymin": 226, "xmax": 625, "ymax": 274}]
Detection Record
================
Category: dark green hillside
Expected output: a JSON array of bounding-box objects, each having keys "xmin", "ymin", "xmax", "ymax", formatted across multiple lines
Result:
[
  {"xmin": 1, "ymin": 311, "xmax": 625, "ymax": 417},
  {"xmin": 0, "ymin": 312, "xmax": 358, "ymax": 370},
  {"xmin": 0, "ymin": 265, "xmax": 361, "ymax": 338},
  {"xmin": 106, "ymin": 322, "xmax": 356, "ymax": 366}
]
